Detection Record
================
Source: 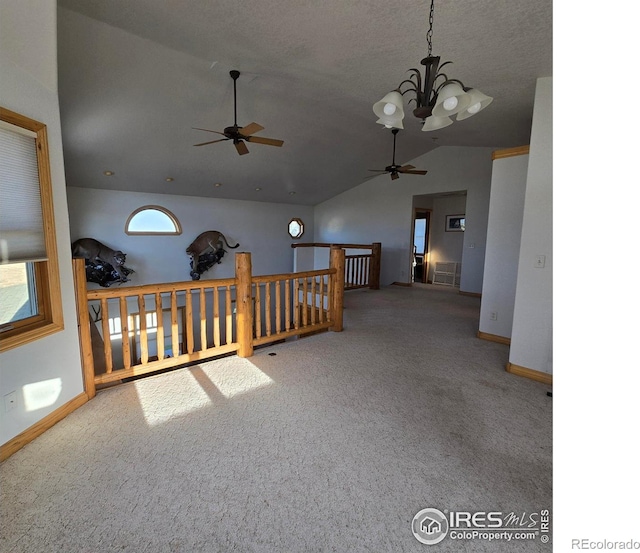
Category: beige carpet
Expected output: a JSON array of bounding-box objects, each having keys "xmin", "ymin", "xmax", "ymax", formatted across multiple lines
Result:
[{"xmin": 0, "ymin": 285, "xmax": 552, "ymax": 552}]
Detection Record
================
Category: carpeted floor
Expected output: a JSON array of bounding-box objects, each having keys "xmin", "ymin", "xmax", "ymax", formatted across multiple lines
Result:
[{"xmin": 0, "ymin": 285, "xmax": 552, "ymax": 552}]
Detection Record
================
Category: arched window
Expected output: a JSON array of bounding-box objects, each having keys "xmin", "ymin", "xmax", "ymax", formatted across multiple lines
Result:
[{"xmin": 125, "ymin": 205, "xmax": 182, "ymax": 235}]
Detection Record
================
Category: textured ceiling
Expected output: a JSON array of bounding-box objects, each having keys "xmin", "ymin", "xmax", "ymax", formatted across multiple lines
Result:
[{"xmin": 56, "ymin": 0, "xmax": 552, "ymax": 206}]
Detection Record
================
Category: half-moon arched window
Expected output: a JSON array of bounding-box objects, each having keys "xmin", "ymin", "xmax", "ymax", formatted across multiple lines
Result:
[{"xmin": 125, "ymin": 205, "xmax": 182, "ymax": 235}]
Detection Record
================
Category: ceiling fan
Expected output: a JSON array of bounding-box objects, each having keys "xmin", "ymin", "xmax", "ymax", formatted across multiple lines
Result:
[
  {"xmin": 193, "ymin": 70, "xmax": 284, "ymax": 156},
  {"xmin": 368, "ymin": 128, "xmax": 428, "ymax": 180}
]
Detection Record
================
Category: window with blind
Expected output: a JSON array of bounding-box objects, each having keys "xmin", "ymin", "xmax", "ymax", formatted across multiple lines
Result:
[{"xmin": 0, "ymin": 107, "xmax": 64, "ymax": 352}]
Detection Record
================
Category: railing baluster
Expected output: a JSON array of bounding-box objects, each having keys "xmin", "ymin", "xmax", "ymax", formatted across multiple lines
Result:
[
  {"xmin": 138, "ymin": 294, "xmax": 148, "ymax": 364},
  {"xmin": 318, "ymin": 276, "xmax": 324, "ymax": 323},
  {"xmin": 185, "ymin": 289, "xmax": 194, "ymax": 354},
  {"xmin": 311, "ymin": 277, "xmax": 317, "ymax": 325},
  {"xmin": 120, "ymin": 296, "xmax": 131, "ymax": 369},
  {"xmin": 351, "ymin": 257, "xmax": 355, "ymax": 286},
  {"xmin": 255, "ymin": 283, "xmax": 262, "ymax": 339},
  {"xmin": 293, "ymin": 278, "xmax": 299, "ymax": 329},
  {"xmin": 100, "ymin": 298, "xmax": 113, "ymax": 373},
  {"xmin": 285, "ymin": 279, "xmax": 291, "ymax": 331},
  {"xmin": 199, "ymin": 287, "xmax": 207, "ymax": 351},
  {"xmin": 275, "ymin": 280, "xmax": 281, "ymax": 334},
  {"xmin": 213, "ymin": 285, "xmax": 221, "ymax": 348},
  {"xmin": 225, "ymin": 286, "xmax": 232, "ymax": 345},
  {"xmin": 155, "ymin": 292, "xmax": 164, "ymax": 360},
  {"xmin": 171, "ymin": 290, "xmax": 179, "ymax": 357},
  {"xmin": 302, "ymin": 277, "xmax": 308, "ymax": 327},
  {"xmin": 327, "ymin": 272, "xmax": 333, "ymax": 322},
  {"xmin": 265, "ymin": 282, "xmax": 272, "ymax": 337}
]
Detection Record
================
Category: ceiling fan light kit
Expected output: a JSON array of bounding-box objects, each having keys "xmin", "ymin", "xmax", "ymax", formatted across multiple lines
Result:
[
  {"xmin": 373, "ymin": 0, "xmax": 493, "ymax": 131},
  {"xmin": 193, "ymin": 69, "xmax": 283, "ymax": 155}
]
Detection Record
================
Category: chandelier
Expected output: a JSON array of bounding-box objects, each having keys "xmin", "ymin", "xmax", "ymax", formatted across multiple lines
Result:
[{"xmin": 373, "ymin": 0, "xmax": 493, "ymax": 131}]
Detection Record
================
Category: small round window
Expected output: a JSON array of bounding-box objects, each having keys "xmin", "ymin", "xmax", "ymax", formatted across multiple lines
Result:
[
  {"xmin": 288, "ymin": 218, "xmax": 304, "ymax": 239},
  {"xmin": 125, "ymin": 205, "xmax": 182, "ymax": 235}
]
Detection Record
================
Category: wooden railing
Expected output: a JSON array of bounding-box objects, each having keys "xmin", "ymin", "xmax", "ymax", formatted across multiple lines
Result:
[
  {"xmin": 291, "ymin": 242, "xmax": 381, "ymax": 290},
  {"xmin": 73, "ymin": 249, "xmax": 345, "ymax": 398}
]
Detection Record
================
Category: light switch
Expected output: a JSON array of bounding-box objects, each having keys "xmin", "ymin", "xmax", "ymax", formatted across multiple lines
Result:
[{"xmin": 535, "ymin": 255, "xmax": 546, "ymax": 268}]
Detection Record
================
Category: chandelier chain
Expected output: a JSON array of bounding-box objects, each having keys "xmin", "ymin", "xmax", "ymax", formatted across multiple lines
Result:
[{"xmin": 426, "ymin": 0, "xmax": 435, "ymax": 57}]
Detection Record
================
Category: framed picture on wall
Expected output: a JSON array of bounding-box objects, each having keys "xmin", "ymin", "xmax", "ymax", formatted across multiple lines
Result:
[{"xmin": 445, "ymin": 214, "xmax": 465, "ymax": 232}]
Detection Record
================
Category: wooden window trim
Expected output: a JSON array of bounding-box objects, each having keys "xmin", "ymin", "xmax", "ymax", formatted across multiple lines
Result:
[{"xmin": 0, "ymin": 107, "xmax": 64, "ymax": 352}]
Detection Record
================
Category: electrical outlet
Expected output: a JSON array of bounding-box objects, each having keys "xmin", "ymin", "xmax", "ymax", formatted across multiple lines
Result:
[
  {"xmin": 490, "ymin": 312, "xmax": 497, "ymax": 321},
  {"xmin": 4, "ymin": 391, "xmax": 17, "ymax": 412}
]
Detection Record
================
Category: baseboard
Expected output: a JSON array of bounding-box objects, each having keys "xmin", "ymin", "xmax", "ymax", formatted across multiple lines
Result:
[
  {"xmin": 391, "ymin": 281, "xmax": 412, "ymax": 287},
  {"xmin": 477, "ymin": 331, "xmax": 511, "ymax": 345},
  {"xmin": 506, "ymin": 362, "xmax": 552, "ymax": 385},
  {"xmin": 0, "ymin": 392, "xmax": 89, "ymax": 462},
  {"xmin": 459, "ymin": 291, "xmax": 481, "ymax": 298}
]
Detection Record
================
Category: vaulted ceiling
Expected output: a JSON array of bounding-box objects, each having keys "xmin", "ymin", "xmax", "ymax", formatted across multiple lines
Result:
[{"xmin": 56, "ymin": 0, "xmax": 552, "ymax": 206}]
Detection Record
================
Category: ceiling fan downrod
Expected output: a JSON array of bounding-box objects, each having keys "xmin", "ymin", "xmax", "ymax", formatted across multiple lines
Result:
[{"xmin": 230, "ymin": 70, "xmax": 240, "ymax": 129}]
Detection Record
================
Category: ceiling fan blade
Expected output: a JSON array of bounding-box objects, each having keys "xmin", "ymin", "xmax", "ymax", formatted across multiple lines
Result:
[
  {"xmin": 245, "ymin": 135, "xmax": 284, "ymax": 147},
  {"xmin": 192, "ymin": 127, "xmax": 226, "ymax": 135},
  {"xmin": 399, "ymin": 165, "xmax": 415, "ymax": 171},
  {"xmin": 391, "ymin": 172, "xmax": 400, "ymax": 181},
  {"xmin": 398, "ymin": 169, "xmax": 428, "ymax": 175},
  {"xmin": 193, "ymin": 138, "xmax": 229, "ymax": 147},
  {"xmin": 234, "ymin": 140, "xmax": 249, "ymax": 155},
  {"xmin": 239, "ymin": 122, "xmax": 264, "ymax": 136}
]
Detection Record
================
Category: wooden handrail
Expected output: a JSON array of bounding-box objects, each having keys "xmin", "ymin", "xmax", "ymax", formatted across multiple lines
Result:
[
  {"xmin": 292, "ymin": 242, "xmax": 374, "ymax": 250},
  {"xmin": 252, "ymin": 268, "xmax": 336, "ymax": 283},
  {"xmin": 85, "ymin": 277, "xmax": 236, "ymax": 300}
]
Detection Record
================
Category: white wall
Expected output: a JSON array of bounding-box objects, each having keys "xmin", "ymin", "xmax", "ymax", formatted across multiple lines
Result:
[
  {"xmin": 509, "ymin": 77, "xmax": 553, "ymax": 374},
  {"xmin": 0, "ymin": 0, "xmax": 84, "ymax": 444},
  {"xmin": 67, "ymin": 187, "xmax": 315, "ymax": 285},
  {"xmin": 479, "ymin": 153, "xmax": 529, "ymax": 337},
  {"xmin": 313, "ymin": 146, "xmax": 494, "ymax": 292}
]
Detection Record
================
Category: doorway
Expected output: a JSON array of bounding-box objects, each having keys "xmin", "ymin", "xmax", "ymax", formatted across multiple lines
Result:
[{"xmin": 412, "ymin": 209, "xmax": 430, "ymax": 283}]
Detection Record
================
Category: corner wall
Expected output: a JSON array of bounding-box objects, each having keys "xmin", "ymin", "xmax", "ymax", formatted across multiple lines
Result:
[
  {"xmin": 479, "ymin": 153, "xmax": 529, "ymax": 338},
  {"xmin": 1, "ymin": 0, "xmax": 84, "ymax": 445},
  {"xmin": 313, "ymin": 146, "xmax": 494, "ymax": 292},
  {"xmin": 509, "ymin": 77, "xmax": 553, "ymax": 374}
]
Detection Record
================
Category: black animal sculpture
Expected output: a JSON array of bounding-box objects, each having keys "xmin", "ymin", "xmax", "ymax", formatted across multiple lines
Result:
[
  {"xmin": 84, "ymin": 261, "xmax": 135, "ymax": 288},
  {"xmin": 71, "ymin": 238, "xmax": 134, "ymax": 287},
  {"xmin": 190, "ymin": 248, "xmax": 226, "ymax": 280}
]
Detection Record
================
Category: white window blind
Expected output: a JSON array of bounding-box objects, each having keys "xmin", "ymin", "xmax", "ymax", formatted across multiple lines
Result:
[{"xmin": 0, "ymin": 121, "xmax": 46, "ymax": 263}]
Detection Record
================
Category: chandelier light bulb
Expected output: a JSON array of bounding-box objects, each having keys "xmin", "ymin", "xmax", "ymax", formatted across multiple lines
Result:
[
  {"xmin": 383, "ymin": 103, "xmax": 397, "ymax": 115},
  {"xmin": 468, "ymin": 102, "xmax": 481, "ymax": 114},
  {"xmin": 443, "ymin": 96, "xmax": 458, "ymax": 111}
]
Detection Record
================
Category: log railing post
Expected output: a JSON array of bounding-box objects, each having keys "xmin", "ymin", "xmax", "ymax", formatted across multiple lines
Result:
[
  {"xmin": 72, "ymin": 258, "xmax": 96, "ymax": 399},
  {"xmin": 369, "ymin": 242, "xmax": 381, "ymax": 290},
  {"xmin": 329, "ymin": 246, "xmax": 345, "ymax": 332},
  {"xmin": 235, "ymin": 252, "xmax": 254, "ymax": 357}
]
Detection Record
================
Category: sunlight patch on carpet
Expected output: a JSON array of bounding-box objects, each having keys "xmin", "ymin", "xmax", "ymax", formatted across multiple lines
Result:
[
  {"xmin": 201, "ymin": 358, "xmax": 274, "ymax": 399},
  {"xmin": 134, "ymin": 369, "xmax": 211, "ymax": 426}
]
